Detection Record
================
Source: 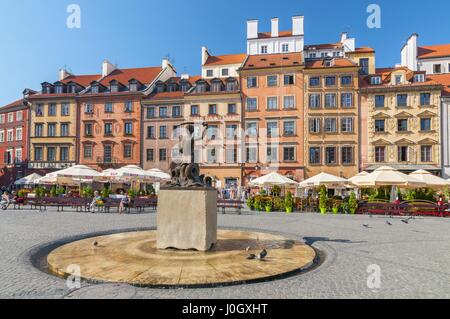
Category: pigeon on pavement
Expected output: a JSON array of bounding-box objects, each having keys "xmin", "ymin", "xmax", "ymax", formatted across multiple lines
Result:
[
  {"xmin": 386, "ymin": 220, "xmax": 393, "ymax": 226},
  {"xmin": 257, "ymin": 249, "xmax": 268, "ymax": 260}
]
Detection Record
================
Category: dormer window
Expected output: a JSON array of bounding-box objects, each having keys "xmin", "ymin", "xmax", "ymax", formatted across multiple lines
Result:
[
  {"xmin": 395, "ymin": 75, "xmax": 403, "ymax": 85},
  {"xmin": 196, "ymin": 82, "xmax": 207, "ymax": 93},
  {"xmin": 324, "ymin": 59, "xmax": 333, "ymax": 67},
  {"xmin": 42, "ymin": 84, "xmax": 53, "ymax": 94},
  {"xmin": 211, "ymin": 80, "xmax": 222, "ymax": 92},
  {"xmin": 180, "ymin": 82, "xmax": 190, "ymax": 92},
  {"xmin": 414, "ymin": 74, "xmax": 425, "ymax": 83},
  {"xmin": 110, "ymin": 81, "xmax": 119, "ymax": 93},
  {"xmin": 309, "ymin": 53, "xmax": 316, "ymax": 59},
  {"xmin": 371, "ymin": 76, "xmax": 382, "ymax": 85},
  {"xmin": 167, "ymin": 83, "xmax": 177, "ymax": 92},
  {"xmin": 91, "ymin": 84, "xmax": 99, "ymax": 94},
  {"xmin": 156, "ymin": 83, "xmax": 165, "ymax": 93},
  {"xmin": 129, "ymin": 80, "xmax": 139, "ymax": 92},
  {"xmin": 226, "ymin": 79, "xmax": 238, "ymax": 91},
  {"xmin": 55, "ymin": 85, "xmax": 64, "ymax": 94},
  {"xmin": 68, "ymin": 84, "xmax": 77, "ymax": 94}
]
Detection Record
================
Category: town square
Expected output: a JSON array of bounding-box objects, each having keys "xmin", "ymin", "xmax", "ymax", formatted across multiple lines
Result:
[{"xmin": 0, "ymin": 0, "xmax": 449, "ymax": 304}]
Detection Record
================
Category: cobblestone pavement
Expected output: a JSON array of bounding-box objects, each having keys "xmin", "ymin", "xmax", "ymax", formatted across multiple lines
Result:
[{"xmin": 0, "ymin": 208, "xmax": 449, "ymax": 299}]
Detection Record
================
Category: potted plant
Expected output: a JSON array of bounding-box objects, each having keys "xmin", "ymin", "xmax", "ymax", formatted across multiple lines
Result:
[
  {"xmin": 101, "ymin": 187, "xmax": 111, "ymax": 199},
  {"xmin": 285, "ymin": 192, "xmax": 294, "ymax": 213},
  {"xmin": 332, "ymin": 201, "xmax": 340, "ymax": 214},
  {"xmin": 319, "ymin": 186, "xmax": 328, "ymax": 214},
  {"xmin": 254, "ymin": 196, "xmax": 263, "ymax": 212},
  {"xmin": 265, "ymin": 200, "xmax": 272, "ymax": 213},
  {"xmin": 348, "ymin": 191, "xmax": 358, "ymax": 214},
  {"xmin": 246, "ymin": 197, "xmax": 255, "ymax": 211},
  {"xmin": 50, "ymin": 186, "xmax": 57, "ymax": 197},
  {"xmin": 274, "ymin": 197, "xmax": 285, "ymax": 212}
]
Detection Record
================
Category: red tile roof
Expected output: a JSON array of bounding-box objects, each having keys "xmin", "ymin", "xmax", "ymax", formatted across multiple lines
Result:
[
  {"xmin": 61, "ymin": 74, "xmax": 101, "ymax": 87},
  {"xmin": 360, "ymin": 67, "xmax": 440, "ymax": 89},
  {"xmin": 304, "ymin": 43, "xmax": 342, "ymax": 50},
  {"xmin": 353, "ymin": 47, "xmax": 375, "ymax": 54},
  {"xmin": 305, "ymin": 58, "xmax": 357, "ymax": 69},
  {"xmin": 204, "ymin": 54, "xmax": 247, "ymax": 66},
  {"xmin": 257, "ymin": 30, "xmax": 293, "ymax": 39},
  {"xmin": 428, "ymin": 74, "xmax": 450, "ymax": 96},
  {"xmin": 243, "ymin": 53, "xmax": 303, "ymax": 69},
  {"xmin": 0, "ymin": 99, "xmax": 25, "ymax": 111},
  {"xmin": 418, "ymin": 44, "xmax": 450, "ymax": 59},
  {"xmin": 99, "ymin": 67, "xmax": 162, "ymax": 86},
  {"xmin": 147, "ymin": 91, "xmax": 186, "ymax": 100}
]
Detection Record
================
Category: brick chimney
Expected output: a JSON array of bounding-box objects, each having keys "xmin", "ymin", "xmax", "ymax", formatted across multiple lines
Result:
[
  {"xmin": 102, "ymin": 60, "xmax": 117, "ymax": 77},
  {"xmin": 271, "ymin": 18, "xmax": 279, "ymax": 37}
]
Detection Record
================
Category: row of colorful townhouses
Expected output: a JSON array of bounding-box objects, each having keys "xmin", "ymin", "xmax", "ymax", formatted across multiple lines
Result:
[{"xmin": 1, "ymin": 16, "xmax": 450, "ymax": 189}]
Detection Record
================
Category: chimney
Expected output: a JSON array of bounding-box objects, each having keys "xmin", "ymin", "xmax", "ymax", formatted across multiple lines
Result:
[
  {"xmin": 58, "ymin": 68, "xmax": 72, "ymax": 81},
  {"xmin": 102, "ymin": 60, "xmax": 116, "ymax": 77},
  {"xmin": 247, "ymin": 19, "xmax": 258, "ymax": 39},
  {"xmin": 201, "ymin": 46, "xmax": 210, "ymax": 65},
  {"xmin": 271, "ymin": 18, "xmax": 279, "ymax": 37},
  {"xmin": 340, "ymin": 32, "xmax": 348, "ymax": 43},
  {"xmin": 162, "ymin": 58, "xmax": 170, "ymax": 69},
  {"xmin": 407, "ymin": 33, "xmax": 418, "ymax": 71},
  {"xmin": 292, "ymin": 16, "xmax": 304, "ymax": 36}
]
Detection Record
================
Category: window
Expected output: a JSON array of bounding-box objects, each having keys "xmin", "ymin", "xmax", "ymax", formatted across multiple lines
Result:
[
  {"xmin": 283, "ymin": 96, "xmax": 295, "ymax": 109},
  {"xmin": 398, "ymin": 146, "xmax": 408, "ymax": 162},
  {"xmin": 284, "ymin": 74, "xmax": 295, "ymax": 85},
  {"xmin": 247, "ymin": 77, "xmax": 257, "ymax": 88},
  {"xmin": 207, "ymin": 125, "xmax": 218, "ymax": 140},
  {"xmin": 15, "ymin": 148, "xmax": 22, "ymax": 163},
  {"xmin": 226, "ymin": 148, "xmax": 237, "ymax": 163},
  {"xmin": 420, "ymin": 118, "xmax": 431, "ymax": 131},
  {"xmin": 360, "ymin": 58, "xmax": 369, "ymax": 75},
  {"xmin": 341, "ymin": 76, "xmax": 352, "ymax": 86},
  {"xmin": 283, "ymin": 147, "xmax": 295, "ymax": 161},
  {"xmin": 246, "ymin": 98, "xmax": 257, "ymax": 111},
  {"xmin": 159, "ymin": 107, "xmax": 168, "ymax": 118},
  {"xmin": 341, "ymin": 118, "xmax": 354, "ymax": 133},
  {"xmin": 68, "ymin": 84, "xmax": 77, "ymax": 94},
  {"xmin": 7, "ymin": 113, "xmax": 13, "ymax": 123},
  {"xmin": 398, "ymin": 119, "xmax": 408, "ymax": 132},
  {"xmin": 124, "ymin": 101, "xmax": 133, "ymax": 112},
  {"xmin": 309, "ymin": 118, "xmax": 321, "ymax": 133},
  {"xmin": 266, "ymin": 146, "xmax": 278, "ymax": 162},
  {"xmin": 16, "ymin": 111, "xmax": 23, "ymax": 121},
  {"xmin": 191, "ymin": 105, "xmax": 199, "ymax": 116},
  {"xmin": 207, "ymin": 148, "xmax": 217, "ymax": 163},
  {"xmin": 85, "ymin": 123, "xmax": 93, "ymax": 136},
  {"xmin": 147, "ymin": 126, "xmax": 155, "ymax": 139},
  {"xmin": 159, "ymin": 126, "xmax": 167, "ymax": 139},
  {"xmin": 55, "ymin": 85, "xmax": 63, "ymax": 94},
  {"xmin": 84, "ymin": 103, "xmax": 93, "ymax": 114},
  {"xmin": 196, "ymin": 83, "xmax": 207, "ymax": 93},
  {"xmin": 110, "ymin": 83, "xmax": 119, "ymax": 93},
  {"xmin": 159, "ymin": 149, "xmax": 167, "ymax": 161},
  {"xmin": 421, "ymin": 146, "xmax": 432, "ymax": 162},
  {"xmin": 265, "ymin": 75, "xmax": 278, "ymax": 87},
  {"xmin": 309, "ymin": 53, "xmax": 316, "ymax": 59},
  {"xmin": 48, "ymin": 124, "xmax": 56, "ymax": 137},
  {"xmin": 61, "ymin": 123, "xmax": 69, "ymax": 137},
  {"xmin": 309, "ymin": 77, "xmax": 320, "ymax": 87},
  {"xmin": 206, "ymin": 70, "xmax": 213, "ymax": 77},
  {"xmin": 375, "ymin": 146, "xmax": 386, "ymax": 163},
  {"xmin": 375, "ymin": 120, "xmax": 385, "ymax": 132},
  {"xmin": 172, "ymin": 106, "xmax": 181, "ymax": 117},
  {"xmin": 60, "ymin": 147, "xmax": 69, "ymax": 161},
  {"xmin": 325, "ymin": 76, "xmax": 336, "ymax": 86},
  {"xmin": 371, "ymin": 76, "xmax": 381, "ymax": 85},
  {"xmin": 124, "ymin": 144, "xmax": 132, "ymax": 159},
  {"xmin": 103, "ymin": 145, "xmax": 112, "ymax": 163},
  {"xmin": 48, "ymin": 103, "xmax": 57, "ymax": 116},
  {"xmin": 375, "ymin": 95, "xmax": 385, "ymax": 108},
  {"xmin": 104, "ymin": 123, "xmax": 113, "ymax": 136},
  {"xmin": 309, "ymin": 147, "xmax": 321, "ymax": 164},
  {"xmin": 342, "ymin": 147, "xmax": 353, "ymax": 165},
  {"xmin": 47, "ymin": 147, "xmax": 56, "ymax": 161},
  {"xmin": 36, "ymin": 104, "xmax": 44, "ymax": 116},
  {"xmin": 246, "ymin": 147, "xmax": 257, "ymax": 163},
  {"xmin": 92, "ymin": 85, "xmax": 100, "ymax": 93},
  {"xmin": 267, "ymin": 121, "xmax": 278, "ymax": 137},
  {"xmin": 146, "ymin": 149, "xmax": 154, "ymax": 162},
  {"xmin": 0, "ymin": 130, "xmax": 3, "ymax": 143},
  {"xmin": 261, "ymin": 45, "xmax": 268, "ymax": 54},
  {"xmin": 35, "ymin": 124, "xmax": 43, "ymax": 137},
  {"xmin": 414, "ymin": 74, "xmax": 425, "ymax": 82},
  {"xmin": 211, "ymin": 81, "xmax": 222, "ymax": 92},
  {"xmin": 283, "ymin": 121, "xmax": 295, "ymax": 136},
  {"xmin": 0, "ymin": 114, "xmax": 4, "ymax": 123},
  {"xmin": 420, "ymin": 93, "xmax": 431, "ymax": 106},
  {"xmin": 34, "ymin": 147, "xmax": 43, "ymax": 161},
  {"xmin": 324, "ymin": 118, "xmax": 337, "ymax": 133},
  {"xmin": 221, "ymin": 68, "xmax": 229, "ymax": 76},
  {"xmin": 124, "ymin": 122, "xmax": 133, "ymax": 136},
  {"xmin": 267, "ymin": 97, "xmax": 278, "ymax": 110},
  {"xmin": 282, "ymin": 43, "xmax": 289, "ymax": 53},
  {"xmin": 61, "ymin": 103, "xmax": 70, "ymax": 116},
  {"xmin": 433, "ymin": 64, "xmax": 442, "ymax": 74},
  {"xmin": 309, "ymin": 94, "xmax": 321, "ymax": 109},
  {"xmin": 227, "ymin": 104, "xmax": 237, "ymax": 114},
  {"xmin": 226, "ymin": 124, "xmax": 238, "ymax": 139},
  {"xmin": 325, "ymin": 147, "xmax": 337, "ymax": 165},
  {"xmin": 341, "ymin": 93, "xmax": 353, "ymax": 108},
  {"xmin": 208, "ymin": 104, "xmax": 217, "ymax": 115},
  {"xmin": 84, "ymin": 145, "xmax": 93, "ymax": 158},
  {"xmin": 325, "ymin": 94, "xmax": 337, "ymax": 108},
  {"xmin": 180, "ymin": 82, "xmax": 190, "ymax": 92},
  {"xmin": 395, "ymin": 75, "xmax": 403, "ymax": 85},
  {"xmin": 397, "ymin": 94, "xmax": 408, "ymax": 107},
  {"xmin": 15, "ymin": 128, "xmax": 22, "ymax": 141},
  {"xmin": 104, "ymin": 103, "xmax": 113, "ymax": 113},
  {"xmin": 226, "ymin": 80, "xmax": 237, "ymax": 91},
  {"xmin": 7, "ymin": 129, "xmax": 13, "ymax": 142},
  {"xmin": 246, "ymin": 122, "xmax": 258, "ymax": 137}
]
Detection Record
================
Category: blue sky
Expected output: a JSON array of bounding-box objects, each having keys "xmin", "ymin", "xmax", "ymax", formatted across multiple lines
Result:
[{"xmin": 0, "ymin": 0, "xmax": 449, "ymax": 106}]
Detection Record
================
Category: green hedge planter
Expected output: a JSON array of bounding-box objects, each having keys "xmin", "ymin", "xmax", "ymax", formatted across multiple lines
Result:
[
  {"xmin": 320, "ymin": 208, "xmax": 327, "ymax": 215},
  {"xmin": 285, "ymin": 207, "xmax": 293, "ymax": 214},
  {"xmin": 332, "ymin": 207, "xmax": 339, "ymax": 214}
]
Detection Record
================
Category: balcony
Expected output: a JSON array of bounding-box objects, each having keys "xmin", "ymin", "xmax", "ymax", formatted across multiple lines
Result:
[{"xmin": 96, "ymin": 157, "xmax": 119, "ymax": 165}]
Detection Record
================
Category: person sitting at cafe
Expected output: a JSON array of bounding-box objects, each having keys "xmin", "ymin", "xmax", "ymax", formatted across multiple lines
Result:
[
  {"xmin": 89, "ymin": 191, "xmax": 103, "ymax": 212},
  {"xmin": 119, "ymin": 192, "xmax": 130, "ymax": 214}
]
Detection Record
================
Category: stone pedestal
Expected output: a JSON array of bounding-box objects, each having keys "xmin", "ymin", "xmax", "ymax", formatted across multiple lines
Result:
[{"xmin": 157, "ymin": 188, "xmax": 217, "ymax": 251}]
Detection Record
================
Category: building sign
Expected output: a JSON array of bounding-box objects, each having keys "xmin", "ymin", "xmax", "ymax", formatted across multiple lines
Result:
[{"xmin": 28, "ymin": 162, "xmax": 76, "ymax": 170}]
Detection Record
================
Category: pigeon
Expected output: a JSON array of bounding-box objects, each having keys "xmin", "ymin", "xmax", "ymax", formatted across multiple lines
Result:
[
  {"xmin": 401, "ymin": 219, "xmax": 409, "ymax": 224},
  {"xmin": 386, "ymin": 220, "xmax": 393, "ymax": 226},
  {"xmin": 93, "ymin": 241, "xmax": 99, "ymax": 247},
  {"xmin": 257, "ymin": 249, "xmax": 268, "ymax": 260},
  {"xmin": 246, "ymin": 246, "xmax": 251, "ymax": 252},
  {"xmin": 247, "ymin": 254, "xmax": 256, "ymax": 260},
  {"xmin": 363, "ymin": 224, "xmax": 370, "ymax": 228}
]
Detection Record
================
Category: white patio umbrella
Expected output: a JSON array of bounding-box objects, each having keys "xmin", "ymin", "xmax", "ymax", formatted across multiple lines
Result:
[
  {"xmin": 249, "ymin": 172, "xmax": 298, "ymax": 187},
  {"xmin": 14, "ymin": 173, "xmax": 42, "ymax": 185},
  {"xmin": 109, "ymin": 165, "xmax": 152, "ymax": 181},
  {"xmin": 410, "ymin": 170, "xmax": 450, "ymax": 189},
  {"xmin": 147, "ymin": 168, "xmax": 171, "ymax": 180},
  {"xmin": 35, "ymin": 172, "xmax": 58, "ymax": 185},
  {"xmin": 55, "ymin": 165, "xmax": 100, "ymax": 181},
  {"xmin": 348, "ymin": 171, "xmax": 370, "ymax": 184},
  {"xmin": 299, "ymin": 172, "xmax": 348, "ymax": 188}
]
